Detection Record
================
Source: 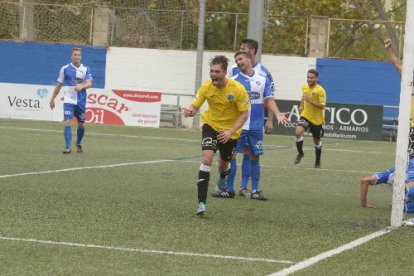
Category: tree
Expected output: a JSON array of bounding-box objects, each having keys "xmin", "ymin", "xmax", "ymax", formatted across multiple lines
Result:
[{"xmin": 1, "ymin": 0, "xmax": 407, "ymax": 60}]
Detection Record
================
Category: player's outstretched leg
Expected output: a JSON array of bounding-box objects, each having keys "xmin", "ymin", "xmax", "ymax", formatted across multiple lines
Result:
[
  {"xmin": 239, "ymin": 154, "xmax": 250, "ymax": 197},
  {"xmin": 294, "ymin": 137, "xmax": 304, "ymax": 164},
  {"xmin": 63, "ymin": 125, "xmax": 72, "ymax": 154},
  {"xmin": 314, "ymin": 143, "xmax": 322, "ymax": 168},
  {"xmin": 197, "ymin": 164, "xmax": 210, "ymax": 215},
  {"xmin": 76, "ymin": 125, "xmax": 85, "ymax": 153}
]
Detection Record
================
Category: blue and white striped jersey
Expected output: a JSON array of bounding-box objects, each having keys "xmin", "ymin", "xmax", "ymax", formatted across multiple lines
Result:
[
  {"xmin": 229, "ymin": 62, "xmax": 275, "ymax": 95},
  {"xmin": 57, "ymin": 63, "xmax": 93, "ymax": 106},
  {"xmin": 232, "ymin": 71, "xmax": 272, "ymax": 131}
]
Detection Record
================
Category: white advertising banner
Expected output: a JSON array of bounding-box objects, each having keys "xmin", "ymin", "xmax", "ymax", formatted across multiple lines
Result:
[
  {"xmin": 0, "ymin": 83, "xmax": 57, "ymax": 121},
  {"xmin": 0, "ymin": 83, "xmax": 161, "ymax": 127}
]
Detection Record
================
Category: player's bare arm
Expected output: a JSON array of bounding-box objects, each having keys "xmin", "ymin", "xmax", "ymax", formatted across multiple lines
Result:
[
  {"xmin": 74, "ymin": 80, "xmax": 92, "ymax": 92},
  {"xmin": 183, "ymin": 105, "xmax": 199, "ymax": 117},
  {"xmin": 265, "ymin": 97, "xmax": 289, "ymax": 125},
  {"xmin": 49, "ymin": 82, "xmax": 62, "ymax": 109},
  {"xmin": 302, "ymin": 94, "xmax": 325, "ymax": 109},
  {"xmin": 360, "ymin": 176, "xmax": 376, "ymax": 208},
  {"xmin": 384, "ymin": 38, "xmax": 402, "ymax": 75}
]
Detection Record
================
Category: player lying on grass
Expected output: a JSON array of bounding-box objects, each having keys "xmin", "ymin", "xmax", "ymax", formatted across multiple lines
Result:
[{"xmin": 360, "ymin": 159, "xmax": 414, "ymax": 213}]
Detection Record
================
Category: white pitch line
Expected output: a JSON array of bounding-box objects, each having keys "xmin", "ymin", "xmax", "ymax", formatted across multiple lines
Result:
[
  {"xmin": 177, "ymin": 160, "xmax": 375, "ymax": 174},
  {"xmin": 268, "ymin": 228, "xmax": 392, "ymax": 276},
  {"xmin": 0, "ymin": 158, "xmax": 376, "ymax": 180},
  {"xmin": 0, "ymin": 126, "xmax": 394, "ymax": 154},
  {"xmin": 0, "ymin": 236, "xmax": 293, "ymax": 264},
  {"xmin": 0, "ymin": 160, "xmax": 174, "ymax": 179},
  {"xmin": 0, "ymin": 126, "xmax": 199, "ymax": 142}
]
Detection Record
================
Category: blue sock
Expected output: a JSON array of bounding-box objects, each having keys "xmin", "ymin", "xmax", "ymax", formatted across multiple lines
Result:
[
  {"xmin": 405, "ymin": 201, "xmax": 414, "ymax": 213},
  {"xmin": 240, "ymin": 154, "xmax": 250, "ymax": 189},
  {"xmin": 217, "ymin": 169, "xmax": 226, "ymax": 190},
  {"xmin": 226, "ymin": 158, "xmax": 237, "ymax": 192},
  {"xmin": 76, "ymin": 126, "xmax": 85, "ymax": 145},
  {"xmin": 406, "ymin": 187, "xmax": 414, "ymax": 199},
  {"xmin": 64, "ymin": 126, "xmax": 72, "ymax": 149},
  {"xmin": 250, "ymin": 159, "xmax": 260, "ymax": 192}
]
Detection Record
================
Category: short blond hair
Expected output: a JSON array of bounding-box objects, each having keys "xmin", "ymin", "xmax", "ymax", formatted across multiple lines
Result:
[{"xmin": 71, "ymin": 47, "xmax": 82, "ymax": 54}]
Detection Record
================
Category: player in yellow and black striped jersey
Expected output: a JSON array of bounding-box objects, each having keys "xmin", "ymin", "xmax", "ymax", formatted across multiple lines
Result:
[
  {"xmin": 183, "ymin": 55, "xmax": 250, "ymax": 216},
  {"xmin": 294, "ymin": 69, "xmax": 327, "ymax": 168}
]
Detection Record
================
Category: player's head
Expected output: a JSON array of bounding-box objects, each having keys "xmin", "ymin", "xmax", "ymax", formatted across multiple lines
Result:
[
  {"xmin": 307, "ymin": 69, "xmax": 318, "ymax": 87},
  {"xmin": 240, "ymin": 39, "xmax": 259, "ymax": 56},
  {"xmin": 209, "ymin": 55, "xmax": 229, "ymax": 87},
  {"xmin": 71, "ymin": 47, "xmax": 82, "ymax": 65},
  {"xmin": 234, "ymin": 51, "xmax": 252, "ymax": 73}
]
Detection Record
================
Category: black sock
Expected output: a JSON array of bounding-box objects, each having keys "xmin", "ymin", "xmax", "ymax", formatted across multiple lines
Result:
[
  {"xmin": 315, "ymin": 147, "xmax": 322, "ymax": 162},
  {"xmin": 296, "ymin": 140, "xmax": 304, "ymax": 155},
  {"xmin": 197, "ymin": 170, "xmax": 210, "ymax": 203}
]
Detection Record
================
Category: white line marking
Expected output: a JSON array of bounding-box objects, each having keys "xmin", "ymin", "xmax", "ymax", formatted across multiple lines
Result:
[
  {"xmin": 177, "ymin": 160, "xmax": 375, "ymax": 174},
  {"xmin": 0, "ymin": 126, "xmax": 393, "ymax": 154},
  {"xmin": 260, "ymin": 164, "xmax": 374, "ymax": 174},
  {"xmin": 268, "ymin": 228, "xmax": 392, "ymax": 276},
  {"xmin": 0, "ymin": 126, "xmax": 198, "ymax": 142},
  {"xmin": 0, "ymin": 236, "xmax": 293, "ymax": 264},
  {"xmin": 0, "ymin": 160, "xmax": 174, "ymax": 179},
  {"xmin": 0, "ymin": 157, "xmax": 376, "ymax": 179}
]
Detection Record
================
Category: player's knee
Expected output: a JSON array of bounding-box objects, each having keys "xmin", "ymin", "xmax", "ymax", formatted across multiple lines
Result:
[
  {"xmin": 249, "ymin": 155, "xmax": 260, "ymax": 161},
  {"xmin": 63, "ymin": 120, "xmax": 72, "ymax": 126},
  {"xmin": 361, "ymin": 176, "xmax": 374, "ymax": 186}
]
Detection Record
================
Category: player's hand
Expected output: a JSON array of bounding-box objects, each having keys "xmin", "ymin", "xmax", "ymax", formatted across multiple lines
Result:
[
  {"xmin": 217, "ymin": 130, "xmax": 231, "ymax": 143},
  {"xmin": 49, "ymin": 100, "xmax": 55, "ymax": 110},
  {"xmin": 361, "ymin": 200, "xmax": 374, "ymax": 208},
  {"xmin": 302, "ymin": 94, "xmax": 310, "ymax": 102},
  {"xmin": 384, "ymin": 38, "xmax": 392, "ymax": 49},
  {"xmin": 264, "ymin": 120, "xmax": 273, "ymax": 134},
  {"xmin": 276, "ymin": 112, "xmax": 290, "ymax": 125},
  {"xmin": 74, "ymin": 85, "xmax": 83, "ymax": 92},
  {"xmin": 183, "ymin": 107, "xmax": 195, "ymax": 117}
]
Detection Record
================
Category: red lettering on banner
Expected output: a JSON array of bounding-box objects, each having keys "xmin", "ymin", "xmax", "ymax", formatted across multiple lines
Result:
[
  {"xmin": 86, "ymin": 107, "xmax": 125, "ymax": 125},
  {"xmin": 88, "ymin": 93, "xmax": 129, "ymax": 114},
  {"xmin": 112, "ymin": 90, "xmax": 162, "ymax": 103}
]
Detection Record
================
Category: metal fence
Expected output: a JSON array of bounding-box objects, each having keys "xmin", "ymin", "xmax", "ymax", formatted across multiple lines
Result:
[{"xmin": 0, "ymin": 2, "xmax": 405, "ymax": 59}]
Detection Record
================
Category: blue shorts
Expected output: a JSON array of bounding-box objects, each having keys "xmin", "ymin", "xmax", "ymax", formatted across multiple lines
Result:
[
  {"xmin": 374, "ymin": 159, "xmax": 414, "ymax": 185},
  {"xmin": 375, "ymin": 159, "xmax": 414, "ymax": 213},
  {"xmin": 235, "ymin": 129, "xmax": 264, "ymax": 156},
  {"xmin": 374, "ymin": 168, "xmax": 395, "ymax": 185},
  {"xmin": 64, "ymin": 103, "xmax": 86, "ymax": 123}
]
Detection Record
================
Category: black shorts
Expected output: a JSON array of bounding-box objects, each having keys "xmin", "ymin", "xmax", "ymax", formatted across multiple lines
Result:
[
  {"xmin": 201, "ymin": 124, "xmax": 237, "ymax": 162},
  {"xmin": 297, "ymin": 117, "xmax": 324, "ymax": 139}
]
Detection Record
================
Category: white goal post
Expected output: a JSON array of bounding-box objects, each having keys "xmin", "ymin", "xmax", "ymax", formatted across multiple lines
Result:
[{"xmin": 390, "ymin": 0, "xmax": 414, "ymax": 228}]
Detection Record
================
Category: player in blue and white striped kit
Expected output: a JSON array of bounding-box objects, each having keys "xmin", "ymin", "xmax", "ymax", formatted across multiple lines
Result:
[
  {"xmin": 225, "ymin": 39, "xmax": 278, "ymax": 197},
  {"xmin": 360, "ymin": 158, "xmax": 414, "ymax": 214},
  {"xmin": 49, "ymin": 48, "xmax": 93, "ymax": 154},
  {"xmin": 228, "ymin": 39, "xmax": 276, "ymax": 135},
  {"xmin": 212, "ymin": 51, "xmax": 288, "ymax": 200}
]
